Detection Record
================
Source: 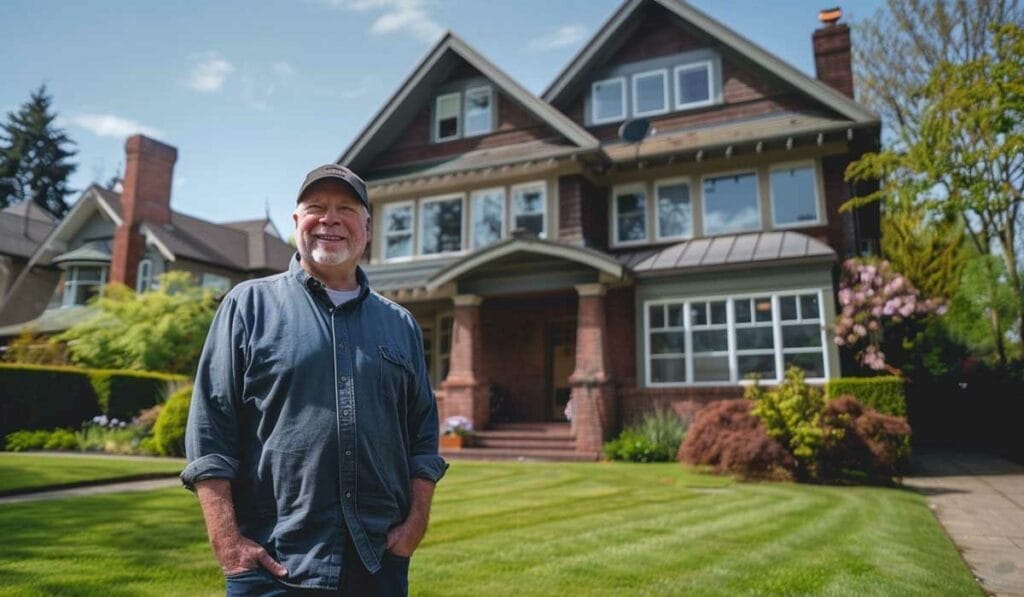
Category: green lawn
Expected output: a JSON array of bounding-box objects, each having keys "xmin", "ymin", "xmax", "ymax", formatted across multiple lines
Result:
[
  {"xmin": 0, "ymin": 453, "xmax": 184, "ymax": 494},
  {"xmin": 0, "ymin": 461, "xmax": 981, "ymax": 596}
]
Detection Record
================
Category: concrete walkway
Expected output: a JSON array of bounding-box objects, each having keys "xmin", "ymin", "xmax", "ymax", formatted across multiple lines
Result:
[
  {"xmin": 905, "ymin": 451, "xmax": 1024, "ymax": 596},
  {"xmin": 0, "ymin": 477, "xmax": 181, "ymax": 505}
]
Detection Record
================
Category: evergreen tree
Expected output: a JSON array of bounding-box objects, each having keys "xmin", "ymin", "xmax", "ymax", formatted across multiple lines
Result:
[{"xmin": 0, "ymin": 85, "xmax": 78, "ymax": 218}]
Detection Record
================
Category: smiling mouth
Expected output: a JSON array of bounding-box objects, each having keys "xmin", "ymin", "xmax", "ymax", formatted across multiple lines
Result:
[{"xmin": 315, "ymin": 234, "xmax": 345, "ymax": 242}]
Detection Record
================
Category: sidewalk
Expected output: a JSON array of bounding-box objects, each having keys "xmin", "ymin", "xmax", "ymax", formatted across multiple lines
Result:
[
  {"xmin": 0, "ymin": 477, "xmax": 181, "ymax": 505},
  {"xmin": 905, "ymin": 451, "xmax": 1024, "ymax": 597}
]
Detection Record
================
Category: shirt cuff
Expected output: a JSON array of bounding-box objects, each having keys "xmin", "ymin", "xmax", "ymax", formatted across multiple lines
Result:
[
  {"xmin": 410, "ymin": 454, "xmax": 449, "ymax": 484},
  {"xmin": 180, "ymin": 453, "xmax": 240, "ymax": 491}
]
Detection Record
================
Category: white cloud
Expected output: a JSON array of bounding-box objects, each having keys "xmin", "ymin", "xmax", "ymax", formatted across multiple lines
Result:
[
  {"xmin": 185, "ymin": 52, "xmax": 234, "ymax": 92},
  {"xmin": 529, "ymin": 24, "xmax": 587, "ymax": 51},
  {"xmin": 316, "ymin": 0, "xmax": 443, "ymax": 43},
  {"xmin": 67, "ymin": 114, "xmax": 164, "ymax": 139}
]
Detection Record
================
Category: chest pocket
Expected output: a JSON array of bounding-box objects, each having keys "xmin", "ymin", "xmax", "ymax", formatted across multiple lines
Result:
[{"xmin": 378, "ymin": 345, "xmax": 412, "ymax": 403}]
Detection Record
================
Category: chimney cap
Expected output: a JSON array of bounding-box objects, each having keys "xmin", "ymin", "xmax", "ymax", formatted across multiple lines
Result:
[{"xmin": 818, "ymin": 7, "xmax": 842, "ymax": 25}]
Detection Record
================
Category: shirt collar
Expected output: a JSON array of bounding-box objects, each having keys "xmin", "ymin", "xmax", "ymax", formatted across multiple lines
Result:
[{"xmin": 289, "ymin": 253, "xmax": 371, "ymax": 306}]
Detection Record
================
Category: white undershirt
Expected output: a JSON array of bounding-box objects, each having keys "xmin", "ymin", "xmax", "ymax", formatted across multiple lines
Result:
[{"xmin": 324, "ymin": 287, "xmax": 361, "ymax": 307}]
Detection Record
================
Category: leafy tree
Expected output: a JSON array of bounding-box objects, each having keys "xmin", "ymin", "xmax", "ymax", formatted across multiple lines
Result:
[
  {"xmin": 57, "ymin": 271, "xmax": 216, "ymax": 375},
  {"xmin": 0, "ymin": 86, "xmax": 78, "ymax": 218},
  {"xmin": 944, "ymin": 254, "xmax": 1020, "ymax": 363},
  {"xmin": 880, "ymin": 198, "xmax": 969, "ymax": 302}
]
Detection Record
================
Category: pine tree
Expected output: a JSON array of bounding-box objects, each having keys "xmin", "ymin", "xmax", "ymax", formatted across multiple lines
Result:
[{"xmin": 0, "ymin": 85, "xmax": 78, "ymax": 218}]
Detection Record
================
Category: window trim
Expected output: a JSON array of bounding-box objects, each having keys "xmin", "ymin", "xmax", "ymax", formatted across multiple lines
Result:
[
  {"xmin": 631, "ymin": 68, "xmax": 669, "ymax": 117},
  {"xmin": 381, "ymin": 200, "xmax": 417, "ymax": 263},
  {"xmin": 418, "ymin": 193, "xmax": 466, "ymax": 257},
  {"xmin": 673, "ymin": 60, "xmax": 715, "ymax": 111},
  {"xmin": 463, "ymin": 86, "xmax": 494, "ymax": 138},
  {"xmin": 434, "ymin": 92, "xmax": 461, "ymax": 142},
  {"xmin": 643, "ymin": 288, "xmax": 830, "ymax": 387},
  {"xmin": 510, "ymin": 180, "xmax": 548, "ymax": 240},
  {"xmin": 610, "ymin": 182, "xmax": 650, "ymax": 247},
  {"xmin": 136, "ymin": 259, "xmax": 152, "ymax": 293},
  {"xmin": 769, "ymin": 159, "xmax": 824, "ymax": 229},
  {"xmin": 653, "ymin": 176, "xmax": 695, "ymax": 242},
  {"xmin": 470, "ymin": 187, "xmax": 507, "ymax": 250},
  {"xmin": 62, "ymin": 264, "xmax": 108, "ymax": 308},
  {"xmin": 700, "ymin": 168, "xmax": 763, "ymax": 236},
  {"xmin": 591, "ymin": 76, "xmax": 627, "ymax": 124}
]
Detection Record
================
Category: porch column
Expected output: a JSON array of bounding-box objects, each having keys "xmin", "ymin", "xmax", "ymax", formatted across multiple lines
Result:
[
  {"xmin": 569, "ymin": 283, "xmax": 615, "ymax": 453},
  {"xmin": 441, "ymin": 294, "xmax": 490, "ymax": 430}
]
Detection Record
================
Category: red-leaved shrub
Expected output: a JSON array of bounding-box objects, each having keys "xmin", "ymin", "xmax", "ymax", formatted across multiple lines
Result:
[
  {"xmin": 678, "ymin": 399, "xmax": 795, "ymax": 480},
  {"xmin": 820, "ymin": 395, "xmax": 911, "ymax": 483}
]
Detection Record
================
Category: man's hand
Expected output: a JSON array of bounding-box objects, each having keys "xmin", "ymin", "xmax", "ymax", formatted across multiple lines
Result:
[
  {"xmin": 195, "ymin": 479, "xmax": 287, "ymax": 578},
  {"xmin": 214, "ymin": 533, "xmax": 288, "ymax": 577},
  {"xmin": 386, "ymin": 477, "xmax": 436, "ymax": 557}
]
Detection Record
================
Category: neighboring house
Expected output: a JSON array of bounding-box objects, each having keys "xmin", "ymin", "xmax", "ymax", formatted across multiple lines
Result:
[
  {"xmin": 0, "ymin": 135, "xmax": 293, "ymax": 338},
  {"xmin": 0, "ymin": 201, "xmax": 60, "ymax": 327},
  {"xmin": 341, "ymin": 0, "xmax": 881, "ymax": 454}
]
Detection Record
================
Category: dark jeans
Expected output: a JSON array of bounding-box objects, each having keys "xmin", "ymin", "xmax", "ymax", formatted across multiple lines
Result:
[{"xmin": 225, "ymin": 551, "xmax": 410, "ymax": 597}]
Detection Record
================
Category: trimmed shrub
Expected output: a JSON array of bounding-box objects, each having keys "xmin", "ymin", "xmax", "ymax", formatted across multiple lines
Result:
[
  {"xmin": 43, "ymin": 428, "xmax": 80, "ymax": 451},
  {"xmin": 605, "ymin": 407, "xmax": 687, "ymax": 463},
  {"xmin": 749, "ymin": 367, "xmax": 826, "ymax": 477},
  {"xmin": 153, "ymin": 385, "xmax": 192, "ymax": 457},
  {"xmin": 820, "ymin": 395, "xmax": 912, "ymax": 483},
  {"xmin": 679, "ymin": 399, "xmax": 795, "ymax": 480},
  {"xmin": 106, "ymin": 372, "xmax": 185, "ymax": 420},
  {"xmin": 825, "ymin": 377, "xmax": 906, "ymax": 417}
]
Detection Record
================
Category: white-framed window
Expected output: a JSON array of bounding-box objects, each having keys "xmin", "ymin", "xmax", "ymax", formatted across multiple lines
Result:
[
  {"xmin": 632, "ymin": 69, "xmax": 669, "ymax": 117},
  {"xmin": 591, "ymin": 77, "xmax": 627, "ymax": 124},
  {"xmin": 382, "ymin": 201, "xmax": 415, "ymax": 261},
  {"xmin": 470, "ymin": 187, "xmax": 505, "ymax": 249},
  {"xmin": 654, "ymin": 178, "xmax": 693, "ymax": 241},
  {"xmin": 434, "ymin": 92, "xmax": 461, "ymax": 142},
  {"xmin": 674, "ymin": 61, "xmax": 714, "ymax": 110},
  {"xmin": 612, "ymin": 183, "xmax": 648, "ymax": 246},
  {"xmin": 419, "ymin": 194, "xmax": 464, "ymax": 256},
  {"xmin": 510, "ymin": 181, "xmax": 546, "ymax": 239},
  {"xmin": 62, "ymin": 265, "xmax": 108, "ymax": 307},
  {"xmin": 770, "ymin": 162, "xmax": 821, "ymax": 228},
  {"xmin": 464, "ymin": 86, "xmax": 493, "ymax": 137},
  {"xmin": 644, "ymin": 290, "xmax": 830, "ymax": 386},
  {"xmin": 201, "ymin": 273, "xmax": 231, "ymax": 295},
  {"xmin": 136, "ymin": 259, "xmax": 152, "ymax": 293},
  {"xmin": 702, "ymin": 170, "xmax": 762, "ymax": 235}
]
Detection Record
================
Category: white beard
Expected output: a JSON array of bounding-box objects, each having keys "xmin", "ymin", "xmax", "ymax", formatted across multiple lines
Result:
[{"xmin": 311, "ymin": 245, "xmax": 349, "ymax": 265}]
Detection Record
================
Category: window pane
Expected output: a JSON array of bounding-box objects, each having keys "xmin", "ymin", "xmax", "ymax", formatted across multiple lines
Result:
[
  {"xmin": 421, "ymin": 198, "xmax": 462, "ymax": 254},
  {"xmin": 513, "ymin": 186, "xmax": 545, "ymax": 237},
  {"xmin": 692, "ymin": 329, "xmax": 727, "ymax": 352},
  {"xmin": 693, "ymin": 356, "xmax": 729, "ymax": 381},
  {"xmin": 735, "ymin": 298, "xmax": 752, "ymax": 323},
  {"xmin": 738, "ymin": 354, "xmax": 776, "ymax": 378},
  {"xmin": 710, "ymin": 301, "xmax": 726, "ymax": 324},
  {"xmin": 771, "ymin": 166, "xmax": 818, "ymax": 225},
  {"xmin": 649, "ymin": 304, "xmax": 665, "ymax": 329},
  {"xmin": 677, "ymin": 64, "xmax": 710, "ymax": 106},
  {"xmin": 667, "ymin": 304, "xmax": 684, "ymax": 327},
  {"xmin": 76, "ymin": 267, "xmax": 103, "ymax": 282},
  {"xmin": 464, "ymin": 88, "xmax": 492, "ymax": 136},
  {"xmin": 385, "ymin": 205, "xmax": 412, "ymax": 233},
  {"xmin": 690, "ymin": 303, "xmax": 707, "ymax": 326},
  {"xmin": 785, "ymin": 352, "xmax": 824, "ymax": 378},
  {"xmin": 800, "ymin": 294, "xmax": 820, "ymax": 319},
  {"xmin": 593, "ymin": 79, "xmax": 624, "ymax": 121},
  {"xmin": 471, "ymin": 191, "xmax": 504, "ymax": 249},
  {"xmin": 656, "ymin": 183, "xmax": 692, "ymax": 239},
  {"xmin": 782, "ymin": 324, "xmax": 822, "ymax": 348},
  {"xmin": 780, "ymin": 296, "xmax": 798, "ymax": 320},
  {"xmin": 385, "ymin": 234, "xmax": 413, "ymax": 259},
  {"xmin": 651, "ymin": 331, "xmax": 685, "ymax": 354},
  {"xmin": 651, "ymin": 357, "xmax": 686, "ymax": 383},
  {"xmin": 616, "ymin": 191, "xmax": 646, "ymax": 242},
  {"xmin": 703, "ymin": 172, "xmax": 759, "ymax": 234},
  {"xmin": 736, "ymin": 327, "xmax": 774, "ymax": 350},
  {"xmin": 634, "ymin": 71, "xmax": 666, "ymax": 114},
  {"xmin": 754, "ymin": 297, "xmax": 773, "ymax": 322},
  {"xmin": 436, "ymin": 94, "xmax": 460, "ymax": 140}
]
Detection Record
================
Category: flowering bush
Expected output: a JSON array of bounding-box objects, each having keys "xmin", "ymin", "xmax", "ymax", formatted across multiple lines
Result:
[
  {"xmin": 77, "ymin": 415, "xmax": 152, "ymax": 455},
  {"xmin": 833, "ymin": 259, "xmax": 945, "ymax": 372},
  {"xmin": 443, "ymin": 415, "xmax": 474, "ymax": 438}
]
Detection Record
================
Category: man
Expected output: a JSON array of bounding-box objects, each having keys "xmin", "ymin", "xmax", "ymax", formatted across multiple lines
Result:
[{"xmin": 182, "ymin": 164, "xmax": 447, "ymax": 596}]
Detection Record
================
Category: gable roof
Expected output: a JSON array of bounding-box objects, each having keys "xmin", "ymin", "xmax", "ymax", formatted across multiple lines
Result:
[
  {"xmin": 337, "ymin": 32, "xmax": 600, "ymax": 175},
  {"xmin": 543, "ymin": 0, "xmax": 877, "ymax": 124},
  {"xmin": 0, "ymin": 204, "xmax": 57, "ymax": 260}
]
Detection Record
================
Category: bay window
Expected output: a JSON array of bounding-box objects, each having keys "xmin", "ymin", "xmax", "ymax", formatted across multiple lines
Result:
[{"xmin": 62, "ymin": 265, "xmax": 107, "ymax": 307}]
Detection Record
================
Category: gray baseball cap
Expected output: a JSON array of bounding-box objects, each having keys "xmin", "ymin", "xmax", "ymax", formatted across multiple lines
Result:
[{"xmin": 296, "ymin": 164, "xmax": 369, "ymax": 208}]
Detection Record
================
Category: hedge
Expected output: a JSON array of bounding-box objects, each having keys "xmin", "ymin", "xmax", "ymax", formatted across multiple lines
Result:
[
  {"xmin": 0, "ymin": 363, "xmax": 187, "ymax": 440},
  {"xmin": 825, "ymin": 377, "xmax": 906, "ymax": 417}
]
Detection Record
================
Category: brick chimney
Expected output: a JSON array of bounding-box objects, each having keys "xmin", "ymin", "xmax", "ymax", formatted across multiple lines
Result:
[
  {"xmin": 812, "ymin": 7, "xmax": 854, "ymax": 98},
  {"xmin": 110, "ymin": 135, "xmax": 177, "ymax": 288}
]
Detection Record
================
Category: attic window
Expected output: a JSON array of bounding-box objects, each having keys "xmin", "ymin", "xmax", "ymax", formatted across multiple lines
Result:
[
  {"xmin": 591, "ymin": 77, "xmax": 626, "ymax": 124},
  {"xmin": 464, "ymin": 86, "xmax": 493, "ymax": 137},
  {"xmin": 435, "ymin": 92, "xmax": 461, "ymax": 141},
  {"xmin": 675, "ymin": 61, "xmax": 713, "ymax": 109}
]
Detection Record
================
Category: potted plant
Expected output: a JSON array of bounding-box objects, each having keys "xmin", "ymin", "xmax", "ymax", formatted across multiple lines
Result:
[{"xmin": 441, "ymin": 415, "xmax": 474, "ymax": 450}]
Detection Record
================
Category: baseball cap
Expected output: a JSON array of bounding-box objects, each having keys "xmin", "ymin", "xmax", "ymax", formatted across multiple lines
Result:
[{"xmin": 296, "ymin": 164, "xmax": 369, "ymax": 209}]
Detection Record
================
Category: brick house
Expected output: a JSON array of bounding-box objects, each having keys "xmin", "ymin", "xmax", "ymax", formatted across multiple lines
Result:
[
  {"xmin": 341, "ymin": 0, "xmax": 880, "ymax": 457},
  {"xmin": 0, "ymin": 135, "xmax": 293, "ymax": 338}
]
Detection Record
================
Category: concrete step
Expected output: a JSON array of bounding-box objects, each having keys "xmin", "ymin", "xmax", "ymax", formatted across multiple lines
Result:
[
  {"xmin": 474, "ymin": 429, "xmax": 575, "ymax": 441},
  {"xmin": 472, "ymin": 437, "xmax": 577, "ymax": 450},
  {"xmin": 441, "ymin": 447, "xmax": 600, "ymax": 462}
]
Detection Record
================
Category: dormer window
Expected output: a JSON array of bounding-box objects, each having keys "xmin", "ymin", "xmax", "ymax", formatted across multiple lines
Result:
[
  {"xmin": 675, "ymin": 61, "xmax": 713, "ymax": 109},
  {"xmin": 433, "ymin": 84, "xmax": 495, "ymax": 143},
  {"xmin": 434, "ymin": 92, "xmax": 461, "ymax": 141},
  {"xmin": 632, "ymin": 69, "xmax": 668, "ymax": 117},
  {"xmin": 591, "ymin": 77, "xmax": 627, "ymax": 124},
  {"xmin": 464, "ymin": 86, "xmax": 493, "ymax": 137}
]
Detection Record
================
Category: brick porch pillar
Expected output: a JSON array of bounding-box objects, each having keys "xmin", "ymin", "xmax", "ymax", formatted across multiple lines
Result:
[
  {"xmin": 441, "ymin": 294, "xmax": 490, "ymax": 430},
  {"xmin": 569, "ymin": 283, "xmax": 615, "ymax": 453}
]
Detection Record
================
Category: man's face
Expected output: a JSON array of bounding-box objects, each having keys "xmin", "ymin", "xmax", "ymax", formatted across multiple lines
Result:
[{"xmin": 293, "ymin": 179, "xmax": 371, "ymax": 270}]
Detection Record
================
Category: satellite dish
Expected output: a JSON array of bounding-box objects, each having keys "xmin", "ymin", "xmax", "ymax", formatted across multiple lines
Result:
[{"xmin": 619, "ymin": 118, "xmax": 650, "ymax": 143}]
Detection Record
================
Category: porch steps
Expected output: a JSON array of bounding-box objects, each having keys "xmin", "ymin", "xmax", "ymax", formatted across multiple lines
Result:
[{"xmin": 442, "ymin": 423, "xmax": 600, "ymax": 462}]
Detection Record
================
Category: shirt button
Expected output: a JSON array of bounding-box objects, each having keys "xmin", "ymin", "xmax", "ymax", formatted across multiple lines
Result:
[
  {"xmin": 340, "ymin": 375, "xmax": 348, "ymax": 383},
  {"xmin": 343, "ymin": 409, "xmax": 350, "ymax": 416},
  {"xmin": 345, "ymin": 450, "xmax": 352, "ymax": 456},
  {"xmin": 345, "ymin": 492, "xmax": 352, "ymax": 499}
]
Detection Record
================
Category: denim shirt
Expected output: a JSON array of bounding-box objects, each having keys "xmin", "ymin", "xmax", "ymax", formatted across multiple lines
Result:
[{"xmin": 181, "ymin": 254, "xmax": 447, "ymax": 589}]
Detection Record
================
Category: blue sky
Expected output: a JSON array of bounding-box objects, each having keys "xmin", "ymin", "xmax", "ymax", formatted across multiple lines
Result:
[{"xmin": 2, "ymin": 0, "xmax": 884, "ymax": 236}]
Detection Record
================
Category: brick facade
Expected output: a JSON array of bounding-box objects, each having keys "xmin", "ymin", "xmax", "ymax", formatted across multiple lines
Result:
[{"xmin": 812, "ymin": 22, "xmax": 854, "ymax": 98}]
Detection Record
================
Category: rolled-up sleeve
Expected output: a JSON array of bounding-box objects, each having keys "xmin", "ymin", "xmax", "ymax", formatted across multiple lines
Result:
[
  {"xmin": 180, "ymin": 295, "xmax": 247, "ymax": 491},
  {"xmin": 406, "ymin": 323, "xmax": 448, "ymax": 484}
]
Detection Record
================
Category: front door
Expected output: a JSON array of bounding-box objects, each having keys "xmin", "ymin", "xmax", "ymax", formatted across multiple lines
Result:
[{"xmin": 547, "ymin": 318, "xmax": 576, "ymax": 421}]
